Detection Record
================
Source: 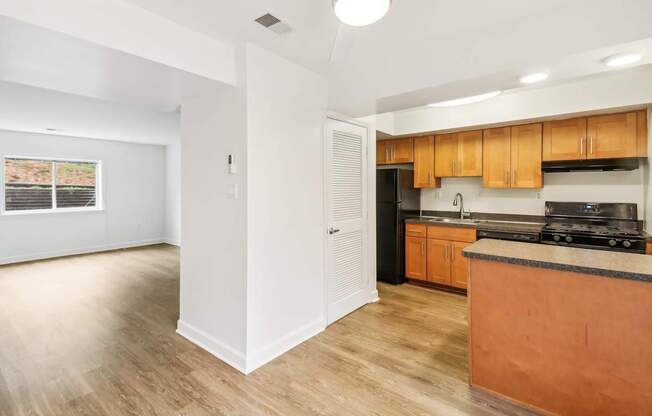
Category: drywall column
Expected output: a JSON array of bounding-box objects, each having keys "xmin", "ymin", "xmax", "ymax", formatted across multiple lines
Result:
[
  {"xmin": 177, "ymin": 74, "xmax": 249, "ymax": 371},
  {"xmin": 165, "ymin": 142, "xmax": 181, "ymax": 246}
]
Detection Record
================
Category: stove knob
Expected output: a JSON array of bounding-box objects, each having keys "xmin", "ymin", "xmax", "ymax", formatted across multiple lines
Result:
[
  {"xmin": 553, "ymin": 235, "xmax": 561, "ymax": 242},
  {"xmin": 609, "ymin": 239, "xmax": 617, "ymax": 247},
  {"xmin": 565, "ymin": 236, "xmax": 573, "ymax": 243},
  {"xmin": 623, "ymin": 240, "xmax": 632, "ymax": 248}
]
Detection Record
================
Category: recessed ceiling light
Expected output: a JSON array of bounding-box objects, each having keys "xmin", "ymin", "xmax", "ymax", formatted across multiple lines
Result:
[
  {"xmin": 604, "ymin": 53, "xmax": 642, "ymax": 67},
  {"xmin": 428, "ymin": 91, "xmax": 503, "ymax": 108},
  {"xmin": 333, "ymin": 0, "xmax": 392, "ymax": 27},
  {"xmin": 520, "ymin": 72, "xmax": 549, "ymax": 84}
]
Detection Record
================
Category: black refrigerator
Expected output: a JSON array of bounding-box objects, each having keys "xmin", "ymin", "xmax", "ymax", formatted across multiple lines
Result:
[{"xmin": 376, "ymin": 169, "xmax": 421, "ymax": 285}]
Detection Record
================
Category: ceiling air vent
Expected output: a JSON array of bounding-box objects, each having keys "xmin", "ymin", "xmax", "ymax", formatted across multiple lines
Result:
[{"xmin": 254, "ymin": 13, "xmax": 291, "ymax": 34}]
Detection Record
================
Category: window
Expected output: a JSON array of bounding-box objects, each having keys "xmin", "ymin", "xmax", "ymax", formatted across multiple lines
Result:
[{"xmin": 4, "ymin": 157, "xmax": 100, "ymax": 213}]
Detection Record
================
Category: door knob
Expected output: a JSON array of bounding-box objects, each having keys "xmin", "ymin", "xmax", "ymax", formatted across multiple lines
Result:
[{"xmin": 328, "ymin": 227, "xmax": 341, "ymax": 235}]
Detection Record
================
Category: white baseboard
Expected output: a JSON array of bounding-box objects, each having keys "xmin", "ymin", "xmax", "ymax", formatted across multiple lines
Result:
[
  {"xmin": 0, "ymin": 238, "xmax": 166, "ymax": 265},
  {"xmin": 369, "ymin": 289, "xmax": 380, "ymax": 303},
  {"xmin": 176, "ymin": 320, "xmax": 247, "ymax": 373},
  {"xmin": 245, "ymin": 317, "xmax": 326, "ymax": 374},
  {"xmin": 164, "ymin": 238, "xmax": 180, "ymax": 247}
]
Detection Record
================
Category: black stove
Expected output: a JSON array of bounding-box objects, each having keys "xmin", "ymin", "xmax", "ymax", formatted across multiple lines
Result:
[{"xmin": 541, "ymin": 202, "xmax": 647, "ymax": 254}]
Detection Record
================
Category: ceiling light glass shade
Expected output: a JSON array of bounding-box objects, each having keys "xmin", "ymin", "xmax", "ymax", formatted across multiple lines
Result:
[
  {"xmin": 333, "ymin": 0, "xmax": 392, "ymax": 27},
  {"xmin": 520, "ymin": 72, "xmax": 549, "ymax": 84},
  {"xmin": 428, "ymin": 91, "xmax": 503, "ymax": 108},
  {"xmin": 604, "ymin": 53, "xmax": 642, "ymax": 67}
]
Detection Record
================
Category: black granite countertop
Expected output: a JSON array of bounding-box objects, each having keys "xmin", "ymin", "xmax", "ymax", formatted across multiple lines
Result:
[
  {"xmin": 405, "ymin": 211, "xmax": 545, "ymax": 234},
  {"xmin": 463, "ymin": 239, "xmax": 652, "ymax": 283}
]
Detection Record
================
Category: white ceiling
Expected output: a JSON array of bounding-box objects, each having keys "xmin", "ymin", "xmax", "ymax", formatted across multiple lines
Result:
[
  {"xmin": 123, "ymin": 0, "xmax": 652, "ymax": 117},
  {"xmin": 0, "ymin": 14, "xmax": 185, "ymax": 112}
]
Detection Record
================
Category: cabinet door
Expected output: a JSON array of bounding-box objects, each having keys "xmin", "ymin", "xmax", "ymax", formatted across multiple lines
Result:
[
  {"xmin": 392, "ymin": 138, "xmax": 415, "ymax": 163},
  {"xmin": 434, "ymin": 133, "xmax": 458, "ymax": 177},
  {"xmin": 426, "ymin": 239, "xmax": 451, "ymax": 285},
  {"xmin": 542, "ymin": 118, "xmax": 587, "ymax": 161},
  {"xmin": 376, "ymin": 141, "xmax": 389, "ymax": 165},
  {"xmin": 457, "ymin": 130, "xmax": 483, "ymax": 176},
  {"xmin": 482, "ymin": 128, "xmax": 511, "ymax": 188},
  {"xmin": 451, "ymin": 241, "xmax": 472, "ymax": 289},
  {"xmin": 637, "ymin": 110, "xmax": 648, "ymax": 158},
  {"xmin": 587, "ymin": 113, "xmax": 638, "ymax": 159},
  {"xmin": 405, "ymin": 237, "xmax": 427, "ymax": 280},
  {"xmin": 414, "ymin": 136, "xmax": 439, "ymax": 188},
  {"xmin": 511, "ymin": 124, "xmax": 543, "ymax": 189}
]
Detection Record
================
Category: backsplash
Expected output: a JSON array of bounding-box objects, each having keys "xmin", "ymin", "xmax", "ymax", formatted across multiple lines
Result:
[{"xmin": 421, "ymin": 169, "xmax": 647, "ymax": 218}]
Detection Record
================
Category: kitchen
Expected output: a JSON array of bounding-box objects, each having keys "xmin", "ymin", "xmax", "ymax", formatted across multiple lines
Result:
[{"xmin": 376, "ymin": 107, "xmax": 652, "ymax": 415}]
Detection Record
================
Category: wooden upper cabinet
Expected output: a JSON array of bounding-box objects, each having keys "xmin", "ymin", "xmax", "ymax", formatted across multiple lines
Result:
[
  {"xmin": 587, "ymin": 113, "xmax": 638, "ymax": 159},
  {"xmin": 376, "ymin": 138, "xmax": 414, "ymax": 165},
  {"xmin": 426, "ymin": 238, "xmax": 451, "ymax": 285},
  {"xmin": 482, "ymin": 127, "xmax": 511, "ymax": 188},
  {"xmin": 405, "ymin": 236, "xmax": 427, "ymax": 280},
  {"xmin": 435, "ymin": 133, "xmax": 458, "ymax": 177},
  {"xmin": 435, "ymin": 131, "xmax": 483, "ymax": 177},
  {"xmin": 451, "ymin": 241, "xmax": 472, "ymax": 289},
  {"xmin": 637, "ymin": 110, "xmax": 648, "ymax": 157},
  {"xmin": 543, "ymin": 118, "xmax": 587, "ymax": 161},
  {"xmin": 392, "ymin": 138, "xmax": 415, "ymax": 163},
  {"xmin": 413, "ymin": 136, "xmax": 440, "ymax": 188},
  {"xmin": 457, "ymin": 130, "xmax": 483, "ymax": 176},
  {"xmin": 511, "ymin": 124, "xmax": 543, "ymax": 189}
]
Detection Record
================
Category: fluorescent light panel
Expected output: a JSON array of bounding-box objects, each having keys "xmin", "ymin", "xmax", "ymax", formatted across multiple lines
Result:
[
  {"xmin": 428, "ymin": 91, "xmax": 502, "ymax": 107},
  {"xmin": 604, "ymin": 53, "xmax": 642, "ymax": 67}
]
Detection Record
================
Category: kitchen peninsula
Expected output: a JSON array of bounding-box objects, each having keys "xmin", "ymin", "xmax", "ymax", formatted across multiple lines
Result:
[{"xmin": 463, "ymin": 239, "xmax": 652, "ymax": 415}]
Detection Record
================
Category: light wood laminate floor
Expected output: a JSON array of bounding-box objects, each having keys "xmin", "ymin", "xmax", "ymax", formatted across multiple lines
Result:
[{"xmin": 0, "ymin": 245, "xmax": 534, "ymax": 416}]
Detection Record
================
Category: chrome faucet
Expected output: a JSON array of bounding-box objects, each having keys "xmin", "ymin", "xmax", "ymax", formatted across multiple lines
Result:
[{"xmin": 453, "ymin": 193, "xmax": 471, "ymax": 220}]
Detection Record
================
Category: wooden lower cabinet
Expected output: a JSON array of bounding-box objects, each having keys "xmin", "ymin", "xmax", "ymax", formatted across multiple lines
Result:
[
  {"xmin": 405, "ymin": 236, "xmax": 427, "ymax": 280},
  {"xmin": 647, "ymin": 241, "xmax": 652, "ymax": 255},
  {"xmin": 451, "ymin": 241, "xmax": 473, "ymax": 289},
  {"xmin": 406, "ymin": 225, "xmax": 476, "ymax": 290},
  {"xmin": 426, "ymin": 239, "xmax": 451, "ymax": 285}
]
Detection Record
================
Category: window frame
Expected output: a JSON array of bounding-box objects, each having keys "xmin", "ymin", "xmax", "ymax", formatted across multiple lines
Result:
[{"xmin": 1, "ymin": 155, "xmax": 103, "ymax": 216}]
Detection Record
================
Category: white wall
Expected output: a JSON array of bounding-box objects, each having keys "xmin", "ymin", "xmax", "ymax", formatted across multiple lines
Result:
[
  {"xmin": 386, "ymin": 67, "xmax": 652, "ymax": 137},
  {"xmin": 244, "ymin": 44, "xmax": 329, "ymax": 371},
  {"xmin": 0, "ymin": 0, "xmax": 236, "ymax": 85},
  {"xmin": 176, "ymin": 73, "xmax": 249, "ymax": 371},
  {"xmin": 0, "ymin": 129, "xmax": 166, "ymax": 264},
  {"xmin": 422, "ymin": 170, "xmax": 646, "ymax": 218},
  {"xmin": 165, "ymin": 142, "xmax": 181, "ymax": 245},
  {"xmin": 0, "ymin": 81, "xmax": 180, "ymax": 145}
]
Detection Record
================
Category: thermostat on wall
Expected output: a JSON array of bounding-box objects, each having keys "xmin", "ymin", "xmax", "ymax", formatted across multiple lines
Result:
[{"xmin": 228, "ymin": 154, "xmax": 237, "ymax": 174}]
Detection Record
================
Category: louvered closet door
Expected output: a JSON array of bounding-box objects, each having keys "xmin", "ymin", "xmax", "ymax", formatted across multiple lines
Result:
[{"xmin": 325, "ymin": 118, "xmax": 369, "ymax": 325}]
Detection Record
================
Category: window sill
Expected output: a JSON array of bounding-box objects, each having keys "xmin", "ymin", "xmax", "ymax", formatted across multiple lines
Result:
[{"xmin": 1, "ymin": 207, "xmax": 105, "ymax": 217}]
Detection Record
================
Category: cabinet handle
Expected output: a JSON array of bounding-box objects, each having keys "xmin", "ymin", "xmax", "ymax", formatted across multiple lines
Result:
[
  {"xmin": 580, "ymin": 138, "xmax": 584, "ymax": 156},
  {"xmin": 444, "ymin": 245, "xmax": 448, "ymax": 260},
  {"xmin": 385, "ymin": 147, "xmax": 389, "ymax": 161},
  {"xmin": 392, "ymin": 145, "xmax": 396, "ymax": 161},
  {"xmin": 589, "ymin": 137, "xmax": 594, "ymax": 154},
  {"xmin": 505, "ymin": 169, "xmax": 509, "ymax": 186},
  {"xmin": 421, "ymin": 242, "xmax": 425, "ymax": 257},
  {"xmin": 451, "ymin": 245, "xmax": 455, "ymax": 261}
]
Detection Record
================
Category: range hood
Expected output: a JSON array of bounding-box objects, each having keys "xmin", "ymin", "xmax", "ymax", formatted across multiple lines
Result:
[{"xmin": 542, "ymin": 158, "xmax": 640, "ymax": 173}]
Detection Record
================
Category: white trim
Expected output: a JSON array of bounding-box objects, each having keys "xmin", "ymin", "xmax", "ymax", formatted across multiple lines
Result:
[
  {"xmin": 245, "ymin": 318, "xmax": 326, "ymax": 374},
  {"xmin": 0, "ymin": 238, "xmax": 165, "ymax": 265},
  {"xmin": 164, "ymin": 238, "xmax": 180, "ymax": 247},
  {"xmin": 1, "ymin": 207, "xmax": 105, "ymax": 216},
  {"xmin": 176, "ymin": 320, "xmax": 247, "ymax": 374}
]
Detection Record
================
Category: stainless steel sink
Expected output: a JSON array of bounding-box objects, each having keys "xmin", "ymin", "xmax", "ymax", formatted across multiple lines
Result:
[{"xmin": 428, "ymin": 217, "xmax": 477, "ymax": 224}]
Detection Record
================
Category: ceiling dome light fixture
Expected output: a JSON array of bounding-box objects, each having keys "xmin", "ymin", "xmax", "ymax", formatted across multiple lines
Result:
[
  {"xmin": 333, "ymin": 0, "xmax": 392, "ymax": 27},
  {"xmin": 428, "ymin": 91, "xmax": 503, "ymax": 108},
  {"xmin": 520, "ymin": 72, "xmax": 549, "ymax": 84},
  {"xmin": 604, "ymin": 53, "xmax": 642, "ymax": 67}
]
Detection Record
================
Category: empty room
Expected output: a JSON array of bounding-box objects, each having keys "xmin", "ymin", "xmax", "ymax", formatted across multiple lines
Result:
[{"xmin": 1, "ymin": 1, "xmax": 651, "ymax": 416}]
